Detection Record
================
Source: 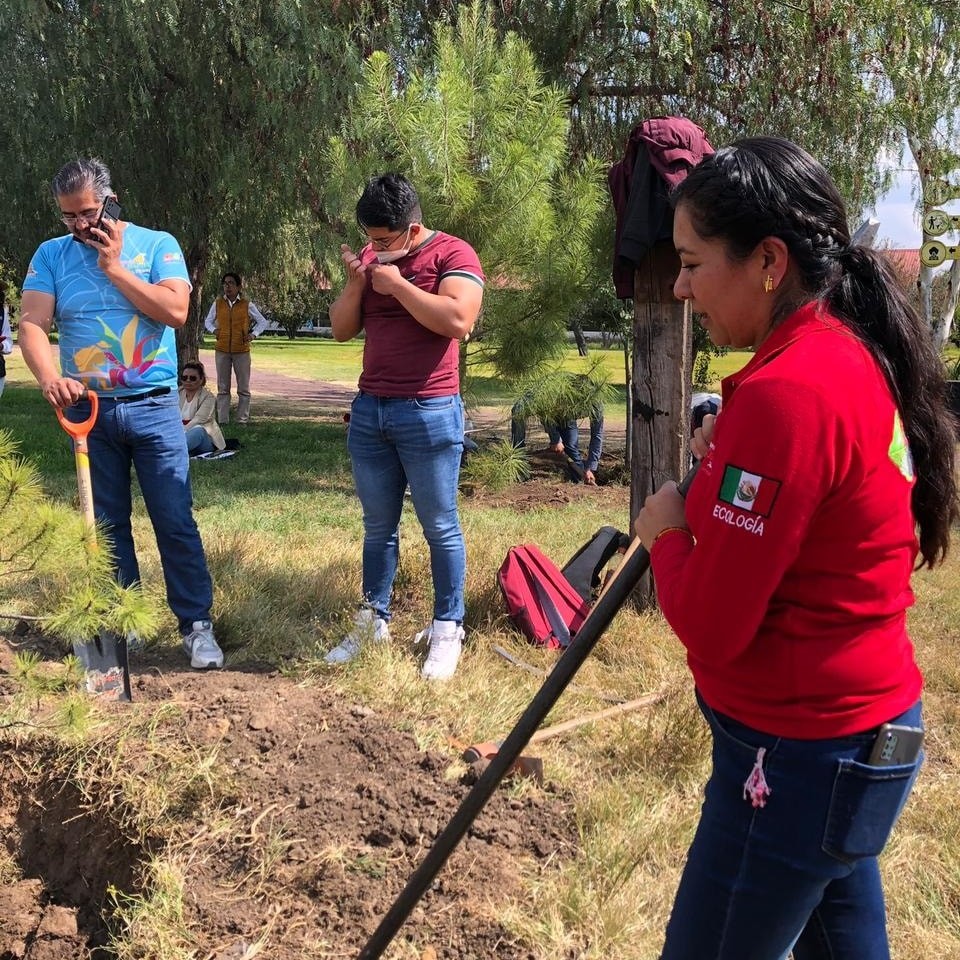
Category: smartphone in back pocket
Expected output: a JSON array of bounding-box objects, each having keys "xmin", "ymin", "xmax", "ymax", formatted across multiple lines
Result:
[{"xmin": 867, "ymin": 723, "xmax": 924, "ymax": 766}]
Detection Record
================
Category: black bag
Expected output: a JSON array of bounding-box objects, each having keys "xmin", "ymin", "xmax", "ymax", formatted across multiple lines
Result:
[{"xmin": 561, "ymin": 526, "xmax": 630, "ymax": 602}]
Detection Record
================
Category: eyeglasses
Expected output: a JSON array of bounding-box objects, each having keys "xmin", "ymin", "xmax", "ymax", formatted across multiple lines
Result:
[
  {"xmin": 180, "ymin": 374, "xmax": 200, "ymax": 382},
  {"xmin": 60, "ymin": 208, "xmax": 102, "ymax": 227},
  {"xmin": 361, "ymin": 226, "xmax": 410, "ymax": 250}
]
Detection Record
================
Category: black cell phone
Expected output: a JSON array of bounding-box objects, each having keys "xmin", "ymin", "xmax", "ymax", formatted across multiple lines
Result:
[
  {"xmin": 867, "ymin": 723, "xmax": 924, "ymax": 766},
  {"xmin": 98, "ymin": 196, "xmax": 122, "ymax": 227},
  {"xmin": 72, "ymin": 197, "xmax": 122, "ymax": 244}
]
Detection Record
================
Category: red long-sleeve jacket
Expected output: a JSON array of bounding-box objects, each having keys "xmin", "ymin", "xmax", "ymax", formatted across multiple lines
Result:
[{"xmin": 652, "ymin": 302, "xmax": 923, "ymax": 738}]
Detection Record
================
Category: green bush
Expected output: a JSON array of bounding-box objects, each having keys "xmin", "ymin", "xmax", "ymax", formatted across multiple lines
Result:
[{"xmin": 460, "ymin": 441, "xmax": 530, "ymax": 493}]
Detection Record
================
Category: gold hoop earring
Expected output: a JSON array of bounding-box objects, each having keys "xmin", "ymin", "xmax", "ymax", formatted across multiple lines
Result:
[{"xmin": 763, "ymin": 275, "xmax": 775, "ymax": 293}]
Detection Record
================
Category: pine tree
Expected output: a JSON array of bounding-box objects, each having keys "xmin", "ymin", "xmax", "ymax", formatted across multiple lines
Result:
[
  {"xmin": 324, "ymin": 0, "xmax": 607, "ymax": 379},
  {"xmin": 0, "ymin": 432, "xmax": 157, "ymax": 651}
]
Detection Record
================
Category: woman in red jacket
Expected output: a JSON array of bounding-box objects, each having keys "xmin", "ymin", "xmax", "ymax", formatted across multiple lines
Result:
[{"xmin": 635, "ymin": 137, "xmax": 957, "ymax": 960}]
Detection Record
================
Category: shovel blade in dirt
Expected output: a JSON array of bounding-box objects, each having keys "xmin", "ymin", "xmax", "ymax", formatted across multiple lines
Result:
[
  {"xmin": 72, "ymin": 631, "xmax": 131, "ymax": 701},
  {"xmin": 461, "ymin": 741, "xmax": 544, "ymax": 784}
]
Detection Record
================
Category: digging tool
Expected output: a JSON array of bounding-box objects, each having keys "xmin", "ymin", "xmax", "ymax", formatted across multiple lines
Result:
[
  {"xmin": 491, "ymin": 644, "xmax": 624, "ymax": 703},
  {"xmin": 357, "ymin": 464, "xmax": 700, "ymax": 960},
  {"xmin": 56, "ymin": 391, "xmax": 131, "ymax": 702},
  {"xmin": 448, "ymin": 737, "xmax": 545, "ymax": 785},
  {"xmin": 457, "ymin": 690, "xmax": 665, "ymax": 785},
  {"xmin": 460, "ymin": 689, "xmax": 665, "ymax": 760}
]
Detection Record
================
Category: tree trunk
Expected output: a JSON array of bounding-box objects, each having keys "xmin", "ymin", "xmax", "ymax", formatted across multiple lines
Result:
[
  {"xmin": 629, "ymin": 241, "xmax": 693, "ymax": 607},
  {"xmin": 176, "ymin": 242, "xmax": 209, "ymax": 365},
  {"xmin": 571, "ymin": 321, "xmax": 588, "ymax": 356},
  {"xmin": 623, "ymin": 336, "xmax": 632, "ymax": 470},
  {"xmin": 932, "ymin": 260, "xmax": 960, "ymax": 347}
]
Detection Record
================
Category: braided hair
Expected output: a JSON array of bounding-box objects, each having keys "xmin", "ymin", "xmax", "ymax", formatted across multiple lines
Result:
[{"xmin": 672, "ymin": 136, "xmax": 957, "ymax": 567}]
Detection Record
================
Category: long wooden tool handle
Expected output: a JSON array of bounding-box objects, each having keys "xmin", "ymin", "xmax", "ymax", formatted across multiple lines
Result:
[
  {"xmin": 595, "ymin": 536, "xmax": 645, "ymax": 604},
  {"xmin": 528, "ymin": 690, "xmax": 665, "ymax": 744},
  {"xmin": 55, "ymin": 391, "xmax": 100, "ymax": 546},
  {"xmin": 357, "ymin": 462, "xmax": 701, "ymax": 960}
]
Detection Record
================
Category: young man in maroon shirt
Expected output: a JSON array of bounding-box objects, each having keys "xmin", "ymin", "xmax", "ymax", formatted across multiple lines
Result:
[{"xmin": 325, "ymin": 174, "xmax": 484, "ymax": 680}]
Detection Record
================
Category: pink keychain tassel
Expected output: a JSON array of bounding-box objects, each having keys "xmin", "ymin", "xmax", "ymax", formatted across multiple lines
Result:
[{"xmin": 743, "ymin": 746, "xmax": 772, "ymax": 808}]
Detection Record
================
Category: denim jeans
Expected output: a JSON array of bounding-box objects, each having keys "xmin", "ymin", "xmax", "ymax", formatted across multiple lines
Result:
[
  {"xmin": 66, "ymin": 393, "xmax": 213, "ymax": 633},
  {"xmin": 347, "ymin": 391, "xmax": 465, "ymax": 623},
  {"xmin": 510, "ymin": 409, "xmax": 604, "ymax": 477},
  {"xmin": 661, "ymin": 692, "xmax": 923, "ymax": 960},
  {"xmin": 185, "ymin": 425, "xmax": 215, "ymax": 455}
]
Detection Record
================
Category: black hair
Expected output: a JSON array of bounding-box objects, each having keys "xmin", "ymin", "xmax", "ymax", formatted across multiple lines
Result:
[
  {"xmin": 356, "ymin": 173, "xmax": 422, "ymax": 230},
  {"xmin": 51, "ymin": 158, "xmax": 113, "ymax": 202},
  {"xmin": 221, "ymin": 272, "xmax": 242, "ymax": 287},
  {"xmin": 181, "ymin": 360, "xmax": 207, "ymax": 386},
  {"xmin": 672, "ymin": 136, "xmax": 957, "ymax": 567}
]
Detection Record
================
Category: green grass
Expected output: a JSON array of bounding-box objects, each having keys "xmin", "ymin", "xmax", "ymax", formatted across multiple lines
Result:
[
  {"xmin": 3, "ymin": 345, "xmax": 954, "ymax": 960},
  {"xmin": 199, "ymin": 332, "xmax": 749, "ymax": 401},
  {"xmin": 213, "ymin": 334, "xmax": 364, "ymax": 383}
]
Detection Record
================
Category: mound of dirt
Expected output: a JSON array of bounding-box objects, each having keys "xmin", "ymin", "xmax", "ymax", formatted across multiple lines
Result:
[{"xmin": 0, "ymin": 638, "xmax": 580, "ymax": 959}]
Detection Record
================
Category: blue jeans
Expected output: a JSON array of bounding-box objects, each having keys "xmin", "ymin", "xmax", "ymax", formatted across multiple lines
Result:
[
  {"xmin": 185, "ymin": 426, "xmax": 215, "ymax": 455},
  {"xmin": 66, "ymin": 393, "xmax": 213, "ymax": 633},
  {"xmin": 347, "ymin": 391, "xmax": 465, "ymax": 623},
  {"xmin": 510, "ymin": 409, "xmax": 604, "ymax": 478},
  {"xmin": 661, "ymin": 693, "xmax": 923, "ymax": 960}
]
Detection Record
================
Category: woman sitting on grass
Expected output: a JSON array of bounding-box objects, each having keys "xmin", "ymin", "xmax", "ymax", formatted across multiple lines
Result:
[{"xmin": 178, "ymin": 360, "xmax": 225, "ymax": 456}]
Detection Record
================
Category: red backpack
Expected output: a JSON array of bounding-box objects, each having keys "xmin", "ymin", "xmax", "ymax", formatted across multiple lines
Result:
[{"xmin": 497, "ymin": 527, "xmax": 627, "ymax": 649}]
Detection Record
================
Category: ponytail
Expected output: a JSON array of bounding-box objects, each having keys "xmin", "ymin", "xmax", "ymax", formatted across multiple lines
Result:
[{"xmin": 827, "ymin": 247, "xmax": 958, "ymax": 567}]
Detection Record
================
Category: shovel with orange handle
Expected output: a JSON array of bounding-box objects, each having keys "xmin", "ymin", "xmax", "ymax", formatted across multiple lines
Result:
[{"xmin": 56, "ymin": 390, "xmax": 132, "ymax": 702}]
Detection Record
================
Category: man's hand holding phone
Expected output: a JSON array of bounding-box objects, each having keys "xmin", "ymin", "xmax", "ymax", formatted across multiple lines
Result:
[
  {"xmin": 88, "ymin": 199, "xmax": 126, "ymax": 274},
  {"xmin": 368, "ymin": 261, "xmax": 404, "ymax": 297}
]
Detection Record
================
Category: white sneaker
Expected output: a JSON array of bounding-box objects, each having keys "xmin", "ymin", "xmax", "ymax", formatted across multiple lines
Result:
[
  {"xmin": 182, "ymin": 620, "xmax": 224, "ymax": 670},
  {"xmin": 417, "ymin": 619, "xmax": 464, "ymax": 680},
  {"xmin": 325, "ymin": 608, "xmax": 390, "ymax": 665}
]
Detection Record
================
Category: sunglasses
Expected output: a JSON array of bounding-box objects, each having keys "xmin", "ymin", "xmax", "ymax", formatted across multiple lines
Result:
[{"xmin": 180, "ymin": 374, "xmax": 200, "ymax": 382}]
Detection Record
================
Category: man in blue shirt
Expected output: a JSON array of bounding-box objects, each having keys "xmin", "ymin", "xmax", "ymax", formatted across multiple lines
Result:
[{"xmin": 19, "ymin": 158, "xmax": 223, "ymax": 670}]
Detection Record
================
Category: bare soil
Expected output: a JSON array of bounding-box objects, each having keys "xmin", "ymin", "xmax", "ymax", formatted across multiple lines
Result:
[
  {"xmin": 0, "ymin": 370, "xmax": 627, "ymax": 960},
  {"xmin": 0, "ymin": 640, "xmax": 579, "ymax": 959}
]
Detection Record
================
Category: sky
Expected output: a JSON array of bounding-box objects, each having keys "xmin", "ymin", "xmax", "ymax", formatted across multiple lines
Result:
[{"xmin": 870, "ymin": 166, "xmax": 960, "ymax": 251}]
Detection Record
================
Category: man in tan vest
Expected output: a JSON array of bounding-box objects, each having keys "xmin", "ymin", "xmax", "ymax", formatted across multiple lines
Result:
[{"xmin": 203, "ymin": 272, "xmax": 268, "ymax": 423}]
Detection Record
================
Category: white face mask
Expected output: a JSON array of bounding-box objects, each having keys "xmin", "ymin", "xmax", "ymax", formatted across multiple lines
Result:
[{"xmin": 372, "ymin": 225, "xmax": 412, "ymax": 264}]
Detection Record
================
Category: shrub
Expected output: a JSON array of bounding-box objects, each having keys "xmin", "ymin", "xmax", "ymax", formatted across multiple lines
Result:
[{"xmin": 460, "ymin": 441, "xmax": 530, "ymax": 493}]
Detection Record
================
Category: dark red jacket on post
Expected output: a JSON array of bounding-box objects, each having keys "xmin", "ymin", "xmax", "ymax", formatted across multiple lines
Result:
[{"xmin": 609, "ymin": 116, "xmax": 714, "ymax": 298}]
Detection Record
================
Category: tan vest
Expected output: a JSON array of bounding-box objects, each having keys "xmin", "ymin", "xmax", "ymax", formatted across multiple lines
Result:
[{"xmin": 214, "ymin": 298, "xmax": 253, "ymax": 354}]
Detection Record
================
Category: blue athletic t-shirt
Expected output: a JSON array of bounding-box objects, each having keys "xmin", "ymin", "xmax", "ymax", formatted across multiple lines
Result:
[{"xmin": 22, "ymin": 225, "xmax": 191, "ymax": 396}]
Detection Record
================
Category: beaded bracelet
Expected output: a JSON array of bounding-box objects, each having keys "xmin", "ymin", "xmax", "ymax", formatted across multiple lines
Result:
[{"xmin": 652, "ymin": 526, "xmax": 694, "ymax": 547}]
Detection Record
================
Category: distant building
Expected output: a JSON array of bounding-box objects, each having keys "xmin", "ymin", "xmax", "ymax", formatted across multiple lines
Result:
[{"xmin": 880, "ymin": 249, "xmax": 921, "ymax": 289}]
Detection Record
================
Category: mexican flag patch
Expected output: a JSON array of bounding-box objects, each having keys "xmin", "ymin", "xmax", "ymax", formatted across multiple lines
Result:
[{"xmin": 718, "ymin": 465, "xmax": 781, "ymax": 516}]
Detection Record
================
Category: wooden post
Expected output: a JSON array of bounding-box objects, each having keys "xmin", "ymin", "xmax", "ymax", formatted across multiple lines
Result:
[{"xmin": 629, "ymin": 240, "xmax": 692, "ymax": 605}]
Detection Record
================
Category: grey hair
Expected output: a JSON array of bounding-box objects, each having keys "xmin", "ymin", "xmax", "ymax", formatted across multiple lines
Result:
[{"xmin": 50, "ymin": 158, "xmax": 113, "ymax": 201}]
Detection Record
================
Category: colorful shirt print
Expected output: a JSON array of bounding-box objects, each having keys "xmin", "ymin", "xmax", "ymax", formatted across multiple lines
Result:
[
  {"xmin": 888, "ymin": 411, "xmax": 915, "ymax": 482},
  {"xmin": 22, "ymin": 225, "xmax": 191, "ymax": 396}
]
